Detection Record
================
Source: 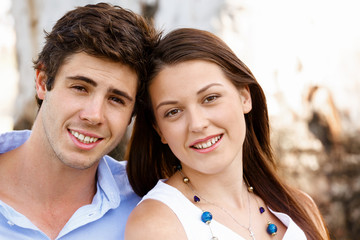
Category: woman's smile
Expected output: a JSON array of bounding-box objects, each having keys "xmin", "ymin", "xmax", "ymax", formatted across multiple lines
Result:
[{"xmin": 190, "ymin": 134, "xmax": 223, "ymax": 150}]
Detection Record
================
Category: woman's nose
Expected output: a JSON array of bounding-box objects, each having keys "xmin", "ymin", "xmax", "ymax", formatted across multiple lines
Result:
[{"xmin": 187, "ymin": 107, "xmax": 209, "ymax": 132}]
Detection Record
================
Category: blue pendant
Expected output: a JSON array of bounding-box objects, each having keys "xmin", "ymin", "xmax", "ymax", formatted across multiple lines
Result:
[
  {"xmin": 267, "ymin": 221, "xmax": 278, "ymax": 236},
  {"xmin": 201, "ymin": 211, "xmax": 213, "ymax": 224},
  {"xmin": 194, "ymin": 195, "xmax": 200, "ymax": 202}
]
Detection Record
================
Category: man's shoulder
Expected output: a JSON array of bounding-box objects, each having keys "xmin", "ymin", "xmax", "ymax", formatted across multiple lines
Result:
[
  {"xmin": 0, "ymin": 130, "xmax": 31, "ymax": 153},
  {"xmin": 0, "ymin": 130, "xmax": 31, "ymax": 138}
]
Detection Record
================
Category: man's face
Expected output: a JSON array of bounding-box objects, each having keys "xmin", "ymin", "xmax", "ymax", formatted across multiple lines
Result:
[{"xmin": 36, "ymin": 52, "xmax": 137, "ymax": 170}]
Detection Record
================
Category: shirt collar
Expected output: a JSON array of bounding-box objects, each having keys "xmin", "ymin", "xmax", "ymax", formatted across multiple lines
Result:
[{"xmin": 95, "ymin": 157, "xmax": 121, "ymax": 209}]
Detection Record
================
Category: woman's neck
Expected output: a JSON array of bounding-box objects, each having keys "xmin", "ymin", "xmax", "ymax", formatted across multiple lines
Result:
[{"xmin": 167, "ymin": 165, "xmax": 248, "ymax": 210}]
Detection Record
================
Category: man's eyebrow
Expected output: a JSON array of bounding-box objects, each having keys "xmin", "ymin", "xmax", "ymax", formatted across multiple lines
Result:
[
  {"xmin": 67, "ymin": 75, "xmax": 134, "ymax": 102},
  {"xmin": 110, "ymin": 88, "xmax": 134, "ymax": 102},
  {"xmin": 67, "ymin": 75, "xmax": 97, "ymax": 87}
]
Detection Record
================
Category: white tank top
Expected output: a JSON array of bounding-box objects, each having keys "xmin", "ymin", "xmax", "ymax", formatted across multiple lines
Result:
[{"xmin": 140, "ymin": 180, "xmax": 307, "ymax": 240}]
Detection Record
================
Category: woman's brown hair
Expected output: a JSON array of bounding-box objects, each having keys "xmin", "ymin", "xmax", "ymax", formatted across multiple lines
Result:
[{"xmin": 126, "ymin": 28, "xmax": 329, "ymax": 240}]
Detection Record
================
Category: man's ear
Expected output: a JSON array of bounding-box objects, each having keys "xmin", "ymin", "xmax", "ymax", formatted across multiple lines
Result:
[
  {"xmin": 239, "ymin": 86, "xmax": 252, "ymax": 114},
  {"xmin": 153, "ymin": 124, "xmax": 167, "ymax": 144},
  {"xmin": 35, "ymin": 69, "xmax": 47, "ymax": 100}
]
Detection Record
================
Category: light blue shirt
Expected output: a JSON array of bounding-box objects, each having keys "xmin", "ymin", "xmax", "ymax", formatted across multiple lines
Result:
[{"xmin": 0, "ymin": 130, "xmax": 141, "ymax": 239}]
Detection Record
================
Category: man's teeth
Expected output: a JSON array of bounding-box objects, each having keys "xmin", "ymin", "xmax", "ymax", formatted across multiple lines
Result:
[
  {"xmin": 193, "ymin": 135, "xmax": 221, "ymax": 149},
  {"xmin": 71, "ymin": 130, "xmax": 99, "ymax": 144}
]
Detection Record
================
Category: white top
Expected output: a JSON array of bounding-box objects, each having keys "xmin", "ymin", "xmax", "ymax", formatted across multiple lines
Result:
[{"xmin": 140, "ymin": 180, "xmax": 307, "ymax": 240}]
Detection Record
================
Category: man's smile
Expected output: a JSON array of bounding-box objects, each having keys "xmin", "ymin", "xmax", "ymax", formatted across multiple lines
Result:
[{"xmin": 70, "ymin": 130, "xmax": 101, "ymax": 144}]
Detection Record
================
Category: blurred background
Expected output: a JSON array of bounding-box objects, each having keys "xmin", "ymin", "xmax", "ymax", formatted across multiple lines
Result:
[{"xmin": 1, "ymin": 0, "xmax": 359, "ymax": 239}]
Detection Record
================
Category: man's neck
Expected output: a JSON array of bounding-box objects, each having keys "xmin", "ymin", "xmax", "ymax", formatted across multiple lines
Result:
[{"xmin": 0, "ymin": 134, "xmax": 98, "ymax": 240}]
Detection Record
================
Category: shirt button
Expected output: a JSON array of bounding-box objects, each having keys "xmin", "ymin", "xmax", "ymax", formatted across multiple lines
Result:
[{"xmin": 7, "ymin": 220, "xmax": 14, "ymax": 226}]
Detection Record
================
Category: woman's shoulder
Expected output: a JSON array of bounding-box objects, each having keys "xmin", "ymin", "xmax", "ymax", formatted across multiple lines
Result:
[{"xmin": 125, "ymin": 198, "xmax": 186, "ymax": 240}]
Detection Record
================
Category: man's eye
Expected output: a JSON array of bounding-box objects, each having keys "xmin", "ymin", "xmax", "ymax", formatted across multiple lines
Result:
[
  {"xmin": 110, "ymin": 96, "xmax": 125, "ymax": 105},
  {"xmin": 165, "ymin": 109, "xmax": 181, "ymax": 117},
  {"xmin": 72, "ymin": 86, "xmax": 87, "ymax": 92}
]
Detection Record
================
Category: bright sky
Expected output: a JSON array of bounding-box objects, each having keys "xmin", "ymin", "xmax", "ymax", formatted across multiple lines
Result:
[{"xmin": 1, "ymin": 0, "xmax": 360, "ymax": 133}]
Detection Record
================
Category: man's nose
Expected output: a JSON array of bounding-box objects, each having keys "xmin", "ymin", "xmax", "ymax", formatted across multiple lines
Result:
[{"xmin": 79, "ymin": 97, "xmax": 105, "ymax": 125}]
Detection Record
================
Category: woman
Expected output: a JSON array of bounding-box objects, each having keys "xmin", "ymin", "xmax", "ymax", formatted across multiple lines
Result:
[{"xmin": 125, "ymin": 28, "xmax": 329, "ymax": 240}]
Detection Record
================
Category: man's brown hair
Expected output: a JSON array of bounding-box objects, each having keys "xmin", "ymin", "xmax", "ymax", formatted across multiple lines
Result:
[{"xmin": 33, "ymin": 2, "xmax": 159, "ymax": 110}]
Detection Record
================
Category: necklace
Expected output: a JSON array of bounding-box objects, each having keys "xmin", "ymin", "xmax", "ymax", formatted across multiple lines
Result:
[
  {"xmin": 247, "ymin": 186, "xmax": 278, "ymax": 238},
  {"xmin": 177, "ymin": 165, "xmax": 278, "ymax": 240}
]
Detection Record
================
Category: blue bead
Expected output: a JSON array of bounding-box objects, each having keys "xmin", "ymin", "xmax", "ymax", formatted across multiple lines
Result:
[
  {"xmin": 267, "ymin": 222, "xmax": 278, "ymax": 236},
  {"xmin": 259, "ymin": 207, "xmax": 265, "ymax": 214},
  {"xmin": 201, "ymin": 211, "xmax": 213, "ymax": 224},
  {"xmin": 194, "ymin": 195, "xmax": 200, "ymax": 202}
]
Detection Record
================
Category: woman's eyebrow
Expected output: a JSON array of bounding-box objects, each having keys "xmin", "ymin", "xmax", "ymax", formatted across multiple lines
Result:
[{"xmin": 196, "ymin": 83, "xmax": 222, "ymax": 95}]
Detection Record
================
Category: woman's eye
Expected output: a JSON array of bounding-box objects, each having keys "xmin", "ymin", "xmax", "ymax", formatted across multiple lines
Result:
[
  {"xmin": 204, "ymin": 95, "xmax": 218, "ymax": 103},
  {"xmin": 165, "ymin": 109, "xmax": 181, "ymax": 117}
]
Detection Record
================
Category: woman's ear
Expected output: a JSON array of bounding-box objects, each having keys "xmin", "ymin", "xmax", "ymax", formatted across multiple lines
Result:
[
  {"xmin": 153, "ymin": 124, "xmax": 167, "ymax": 144},
  {"xmin": 239, "ymin": 86, "xmax": 252, "ymax": 114},
  {"xmin": 35, "ymin": 69, "xmax": 47, "ymax": 100}
]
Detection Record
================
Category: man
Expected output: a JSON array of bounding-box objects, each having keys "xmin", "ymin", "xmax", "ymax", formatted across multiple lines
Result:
[{"xmin": 0, "ymin": 3, "xmax": 158, "ymax": 239}]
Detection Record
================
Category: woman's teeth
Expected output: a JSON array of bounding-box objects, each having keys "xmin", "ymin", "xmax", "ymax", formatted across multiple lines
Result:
[
  {"xmin": 193, "ymin": 135, "xmax": 221, "ymax": 149},
  {"xmin": 71, "ymin": 130, "xmax": 99, "ymax": 144}
]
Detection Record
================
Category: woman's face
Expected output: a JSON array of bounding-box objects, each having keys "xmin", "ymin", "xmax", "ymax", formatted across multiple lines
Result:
[{"xmin": 149, "ymin": 60, "xmax": 252, "ymax": 175}]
